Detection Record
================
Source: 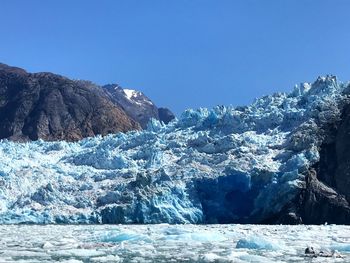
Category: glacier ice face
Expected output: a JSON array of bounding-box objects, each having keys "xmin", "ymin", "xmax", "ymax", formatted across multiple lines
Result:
[{"xmin": 0, "ymin": 75, "xmax": 348, "ymax": 224}]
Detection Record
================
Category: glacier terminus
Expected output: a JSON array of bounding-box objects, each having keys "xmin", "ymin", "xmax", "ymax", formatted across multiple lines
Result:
[{"xmin": 0, "ymin": 75, "xmax": 349, "ymax": 224}]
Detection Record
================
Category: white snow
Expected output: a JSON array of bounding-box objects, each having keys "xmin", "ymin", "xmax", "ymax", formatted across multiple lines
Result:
[
  {"xmin": 123, "ymin": 88, "xmax": 154, "ymax": 106},
  {"xmin": 123, "ymin": 88, "xmax": 138, "ymax": 100}
]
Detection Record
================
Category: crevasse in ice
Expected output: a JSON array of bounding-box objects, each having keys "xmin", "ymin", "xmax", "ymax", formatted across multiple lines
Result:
[{"xmin": 0, "ymin": 75, "xmax": 348, "ymax": 223}]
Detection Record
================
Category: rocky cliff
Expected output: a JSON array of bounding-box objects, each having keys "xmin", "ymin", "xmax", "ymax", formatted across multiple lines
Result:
[
  {"xmin": 268, "ymin": 96, "xmax": 350, "ymax": 224},
  {"xmin": 0, "ymin": 63, "xmax": 141, "ymax": 141}
]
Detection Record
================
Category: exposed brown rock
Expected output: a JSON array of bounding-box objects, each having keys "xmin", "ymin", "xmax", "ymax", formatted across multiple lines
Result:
[{"xmin": 0, "ymin": 63, "xmax": 140, "ymax": 141}]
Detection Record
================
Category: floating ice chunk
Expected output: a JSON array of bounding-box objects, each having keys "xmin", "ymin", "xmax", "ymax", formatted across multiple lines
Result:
[
  {"xmin": 200, "ymin": 253, "xmax": 222, "ymax": 262},
  {"xmin": 58, "ymin": 237, "xmax": 79, "ymax": 248},
  {"xmin": 226, "ymin": 251, "xmax": 251, "ymax": 262},
  {"xmin": 100, "ymin": 230, "xmax": 150, "ymax": 243},
  {"xmin": 90, "ymin": 255, "xmax": 121, "ymax": 262},
  {"xmin": 51, "ymin": 248, "xmax": 106, "ymax": 258},
  {"xmin": 330, "ymin": 244, "xmax": 350, "ymax": 252},
  {"xmin": 41, "ymin": 241, "xmax": 54, "ymax": 249},
  {"xmin": 60, "ymin": 260, "xmax": 84, "ymax": 263},
  {"xmin": 2, "ymin": 250, "xmax": 50, "ymax": 258},
  {"xmin": 163, "ymin": 227, "xmax": 226, "ymax": 242},
  {"xmin": 238, "ymin": 254, "xmax": 273, "ymax": 263},
  {"xmin": 236, "ymin": 235, "xmax": 284, "ymax": 250}
]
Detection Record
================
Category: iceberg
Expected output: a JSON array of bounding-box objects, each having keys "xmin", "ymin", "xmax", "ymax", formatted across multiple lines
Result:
[
  {"xmin": 0, "ymin": 75, "xmax": 348, "ymax": 224},
  {"xmin": 236, "ymin": 235, "xmax": 285, "ymax": 250}
]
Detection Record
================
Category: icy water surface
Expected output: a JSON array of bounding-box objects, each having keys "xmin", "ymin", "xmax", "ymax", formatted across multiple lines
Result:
[{"xmin": 0, "ymin": 224, "xmax": 349, "ymax": 262}]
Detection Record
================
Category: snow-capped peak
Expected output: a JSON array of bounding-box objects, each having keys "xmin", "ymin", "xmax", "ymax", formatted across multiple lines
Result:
[
  {"xmin": 123, "ymin": 88, "xmax": 153, "ymax": 106},
  {"xmin": 123, "ymin": 89, "xmax": 139, "ymax": 100}
]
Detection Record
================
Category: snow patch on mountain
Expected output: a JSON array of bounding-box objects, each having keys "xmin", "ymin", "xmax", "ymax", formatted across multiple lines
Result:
[
  {"xmin": 123, "ymin": 88, "xmax": 153, "ymax": 106},
  {"xmin": 103, "ymin": 84, "xmax": 172, "ymax": 128},
  {"xmin": 123, "ymin": 89, "xmax": 138, "ymax": 100}
]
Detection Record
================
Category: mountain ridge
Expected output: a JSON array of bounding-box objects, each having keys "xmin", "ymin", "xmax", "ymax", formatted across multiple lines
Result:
[
  {"xmin": 0, "ymin": 63, "xmax": 174, "ymax": 141},
  {"xmin": 103, "ymin": 84, "xmax": 175, "ymax": 128}
]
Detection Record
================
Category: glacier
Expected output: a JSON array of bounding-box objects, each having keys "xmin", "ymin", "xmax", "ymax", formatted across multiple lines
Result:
[{"xmin": 0, "ymin": 75, "xmax": 349, "ymax": 224}]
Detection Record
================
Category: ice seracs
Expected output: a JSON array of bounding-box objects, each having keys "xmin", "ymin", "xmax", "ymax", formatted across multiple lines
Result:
[{"xmin": 0, "ymin": 75, "xmax": 348, "ymax": 224}]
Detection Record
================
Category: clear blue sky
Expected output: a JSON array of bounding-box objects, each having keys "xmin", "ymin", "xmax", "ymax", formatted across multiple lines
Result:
[{"xmin": 1, "ymin": 1, "xmax": 350, "ymax": 115}]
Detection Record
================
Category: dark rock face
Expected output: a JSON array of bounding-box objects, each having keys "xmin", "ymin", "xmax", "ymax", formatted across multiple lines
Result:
[
  {"xmin": 104, "ymin": 84, "xmax": 175, "ymax": 128},
  {"xmin": 298, "ymin": 102, "xmax": 350, "ymax": 224},
  {"xmin": 300, "ymin": 169, "xmax": 350, "ymax": 224},
  {"xmin": 158, "ymin": 107, "xmax": 175, "ymax": 124},
  {"xmin": 0, "ymin": 63, "xmax": 140, "ymax": 141},
  {"xmin": 265, "ymin": 102, "xmax": 350, "ymax": 225},
  {"xmin": 269, "ymin": 169, "xmax": 350, "ymax": 225},
  {"xmin": 333, "ymin": 103, "xmax": 350, "ymax": 200}
]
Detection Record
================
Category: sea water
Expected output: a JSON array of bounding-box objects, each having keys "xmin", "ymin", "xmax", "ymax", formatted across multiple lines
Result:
[{"xmin": 0, "ymin": 224, "xmax": 349, "ymax": 262}]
